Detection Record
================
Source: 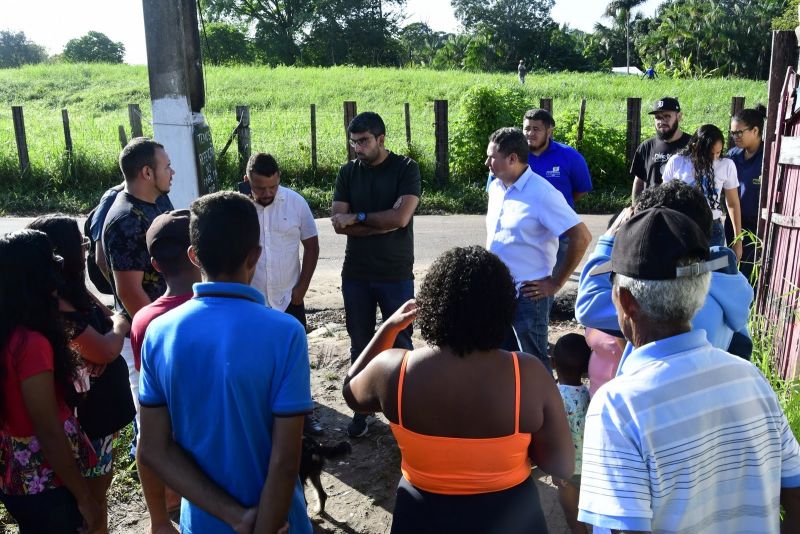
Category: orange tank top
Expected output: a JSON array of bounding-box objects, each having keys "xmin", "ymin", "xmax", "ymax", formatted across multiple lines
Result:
[{"xmin": 388, "ymin": 351, "xmax": 532, "ymax": 495}]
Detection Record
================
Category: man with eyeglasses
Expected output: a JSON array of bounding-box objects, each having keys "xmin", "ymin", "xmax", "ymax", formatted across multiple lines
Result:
[
  {"xmin": 630, "ymin": 97, "xmax": 691, "ymax": 202},
  {"xmin": 331, "ymin": 111, "xmax": 421, "ymax": 438}
]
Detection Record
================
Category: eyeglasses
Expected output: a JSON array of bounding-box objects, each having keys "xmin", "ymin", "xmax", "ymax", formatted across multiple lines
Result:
[
  {"xmin": 348, "ymin": 136, "xmax": 373, "ymax": 148},
  {"xmin": 729, "ymin": 127, "xmax": 754, "ymax": 138}
]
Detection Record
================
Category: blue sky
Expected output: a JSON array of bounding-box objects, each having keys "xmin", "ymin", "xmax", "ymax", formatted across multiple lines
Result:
[{"xmin": 1, "ymin": 0, "xmax": 662, "ymax": 65}]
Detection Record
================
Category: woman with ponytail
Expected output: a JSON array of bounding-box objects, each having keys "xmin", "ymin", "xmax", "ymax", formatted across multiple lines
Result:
[
  {"xmin": 662, "ymin": 124, "xmax": 743, "ymax": 258},
  {"xmin": 727, "ymin": 105, "xmax": 767, "ymax": 282},
  {"xmin": 0, "ymin": 230, "xmax": 100, "ymax": 533}
]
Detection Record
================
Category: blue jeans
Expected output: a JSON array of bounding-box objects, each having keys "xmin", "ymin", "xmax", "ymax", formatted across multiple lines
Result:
[
  {"xmin": 342, "ymin": 278, "xmax": 414, "ymax": 363},
  {"xmin": 503, "ymin": 295, "xmax": 552, "ymax": 374},
  {"xmin": 711, "ymin": 219, "xmax": 726, "ymax": 248}
]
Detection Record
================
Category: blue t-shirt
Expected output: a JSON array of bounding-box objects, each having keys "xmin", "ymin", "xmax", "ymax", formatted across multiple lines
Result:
[
  {"xmin": 528, "ymin": 141, "xmax": 592, "ymax": 208},
  {"xmin": 727, "ymin": 145, "xmax": 763, "ymax": 221},
  {"xmin": 139, "ymin": 282, "xmax": 313, "ymax": 534}
]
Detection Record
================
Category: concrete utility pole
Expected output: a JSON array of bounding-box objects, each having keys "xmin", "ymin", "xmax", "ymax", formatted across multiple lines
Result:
[{"xmin": 142, "ymin": 0, "xmax": 218, "ymax": 208}]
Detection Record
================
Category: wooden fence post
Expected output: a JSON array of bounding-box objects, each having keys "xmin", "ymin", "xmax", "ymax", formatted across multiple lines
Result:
[
  {"xmin": 404, "ymin": 103, "xmax": 412, "ymax": 147},
  {"xmin": 236, "ymin": 105, "xmax": 251, "ymax": 178},
  {"xmin": 61, "ymin": 109, "xmax": 73, "ymax": 155},
  {"xmin": 576, "ymin": 99, "xmax": 587, "ymax": 147},
  {"xmin": 118, "ymin": 125, "xmax": 128, "ymax": 149},
  {"xmin": 128, "ymin": 103, "xmax": 143, "ymax": 138},
  {"xmin": 626, "ymin": 97, "xmax": 642, "ymax": 170},
  {"xmin": 434, "ymin": 100, "xmax": 449, "ymax": 186},
  {"xmin": 310, "ymin": 104, "xmax": 318, "ymax": 173},
  {"xmin": 539, "ymin": 98, "xmax": 553, "ymax": 114},
  {"xmin": 729, "ymin": 96, "xmax": 746, "ymax": 149},
  {"xmin": 343, "ymin": 101, "xmax": 357, "ymax": 160},
  {"xmin": 11, "ymin": 106, "xmax": 30, "ymax": 175}
]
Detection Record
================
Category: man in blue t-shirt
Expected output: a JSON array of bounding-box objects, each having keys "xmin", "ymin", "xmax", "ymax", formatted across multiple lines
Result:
[
  {"xmin": 523, "ymin": 108, "xmax": 592, "ymax": 274},
  {"xmin": 138, "ymin": 191, "xmax": 313, "ymax": 534}
]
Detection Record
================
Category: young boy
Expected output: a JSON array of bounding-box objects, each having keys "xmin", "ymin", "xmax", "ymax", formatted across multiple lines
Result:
[{"xmin": 551, "ymin": 332, "xmax": 592, "ymax": 534}]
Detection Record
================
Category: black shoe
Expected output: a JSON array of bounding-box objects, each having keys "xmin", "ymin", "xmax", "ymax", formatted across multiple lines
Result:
[
  {"xmin": 304, "ymin": 415, "xmax": 324, "ymax": 436},
  {"xmin": 347, "ymin": 413, "xmax": 369, "ymax": 438}
]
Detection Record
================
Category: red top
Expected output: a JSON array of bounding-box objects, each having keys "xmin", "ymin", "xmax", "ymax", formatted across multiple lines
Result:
[
  {"xmin": 2, "ymin": 327, "xmax": 72, "ymax": 436},
  {"xmin": 130, "ymin": 294, "xmax": 193, "ymax": 371},
  {"xmin": 389, "ymin": 351, "xmax": 532, "ymax": 495}
]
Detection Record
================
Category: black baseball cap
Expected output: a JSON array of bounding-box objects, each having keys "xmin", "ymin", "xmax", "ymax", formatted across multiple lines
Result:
[
  {"xmin": 648, "ymin": 97, "xmax": 681, "ymax": 114},
  {"xmin": 146, "ymin": 209, "xmax": 190, "ymax": 261},
  {"xmin": 589, "ymin": 207, "xmax": 727, "ymax": 280}
]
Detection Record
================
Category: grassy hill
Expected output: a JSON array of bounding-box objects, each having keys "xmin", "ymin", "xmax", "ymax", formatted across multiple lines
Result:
[{"xmin": 0, "ymin": 64, "xmax": 767, "ymax": 214}]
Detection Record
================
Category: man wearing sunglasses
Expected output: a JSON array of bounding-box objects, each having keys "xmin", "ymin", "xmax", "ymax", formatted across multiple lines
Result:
[{"xmin": 331, "ymin": 111, "xmax": 421, "ymax": 438}]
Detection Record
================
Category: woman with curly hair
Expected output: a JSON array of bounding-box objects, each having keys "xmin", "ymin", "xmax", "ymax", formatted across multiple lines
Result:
[
  {"xmin": 661, "ymin": 124, "xmax": 743, "ymax": 258},
  {"xmin": 28, "ymin": 215, "xmax": 135, "ymax": 533},
  {"xmin": 343, "ymin": 246, "xmax": 574, "ymax": 533},
  {"xmin": 0, "ymin": 230, "xmax": 100, "ymax": 532}
]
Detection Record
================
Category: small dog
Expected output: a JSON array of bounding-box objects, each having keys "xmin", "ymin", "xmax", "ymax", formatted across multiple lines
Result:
[{"xmin": 300, "ymin": 436, "xmax": 351, "ymax": 513}]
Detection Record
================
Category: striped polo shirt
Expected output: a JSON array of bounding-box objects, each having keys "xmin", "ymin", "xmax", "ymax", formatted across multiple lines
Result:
[{"xmin": 578, "ymin": 330, "xmax": 800, "ymax": 533}]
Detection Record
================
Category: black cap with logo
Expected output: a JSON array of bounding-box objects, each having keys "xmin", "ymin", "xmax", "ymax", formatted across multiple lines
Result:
[{"xmin": 648, "ymin": 97, "xmax": 681, "ymax": 114}]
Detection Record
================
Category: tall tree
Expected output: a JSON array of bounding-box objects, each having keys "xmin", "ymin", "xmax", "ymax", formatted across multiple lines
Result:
[
  {"xmin": 604, "ymin": 0, "xmax": 646, "ymax": 73},
  {"xmin": 0, "ymin": 31, "xmax": 47, "ymax": 68},
  {"xmin": 451, "ymin": 0, "xmax": 556, "ymax": 71},
  {"xmin": 63, "ymin": 31, "xmax": 125, "ymax": 63}
]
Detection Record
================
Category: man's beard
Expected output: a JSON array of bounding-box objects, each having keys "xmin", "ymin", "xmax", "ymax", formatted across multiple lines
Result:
[{"xmin": 657, "ymin": 122, "xmax": 679, "ymax": 141}]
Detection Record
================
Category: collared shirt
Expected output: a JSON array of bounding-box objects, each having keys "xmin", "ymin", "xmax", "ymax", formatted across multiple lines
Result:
[
  {"xmin": 528, "ymin": 141, "xmax": 592, "ymax": 208},
  {"xmin": 251, "ymin": 186, "xmax": 318, "ymax": 311},
  {"xmin": 578, "ymin": 330, "xmax": 800, "ymax": 533},
  {"xmin": 139, "ymin": 281, "xmax": 313, "ymax": 534},
  {"xmin": 486, "ymin": 167, "xmax": 580, "ymax": 285}
]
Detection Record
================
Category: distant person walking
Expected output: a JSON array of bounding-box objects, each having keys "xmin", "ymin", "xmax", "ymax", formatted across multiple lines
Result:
[
  {"xmin": 518, "ymin": 60, "xmax": 527, "ymax": 84},
  {"xmin": 630, "ymin": 97, "xmax": 691, "ymax": 202},
  {"xmin": 727, "ymin": 105, "xmax": 767, "ymax": 282},
  {"xmin": 642, "ymin": 66, "xmax": 657, "ymax": 80},
  {"xmin": 331, "ymin": 111, "xmax": 421, "ymax": 438}
]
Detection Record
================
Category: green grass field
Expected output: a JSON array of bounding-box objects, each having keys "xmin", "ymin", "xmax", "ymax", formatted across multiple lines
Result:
[{"xmin": 0, "ymin": 63, "xmax": 767, "ymax": 214}]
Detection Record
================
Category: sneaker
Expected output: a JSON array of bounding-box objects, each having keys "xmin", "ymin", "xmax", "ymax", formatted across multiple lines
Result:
[
  {"xmin": 347, "ymin": 413, "xmax": 369, "ymax": 438},
  {"xmin": 304, "ymin": 415, "xmax": 324, "ymax": 436}
]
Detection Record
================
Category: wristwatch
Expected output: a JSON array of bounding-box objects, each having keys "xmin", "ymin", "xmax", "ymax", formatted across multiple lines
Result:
[{"xmin": 356, "ymin": 212, "xmax": 367, "ymax": 223}]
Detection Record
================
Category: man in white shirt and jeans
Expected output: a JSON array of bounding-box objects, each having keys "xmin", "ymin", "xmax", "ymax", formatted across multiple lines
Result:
[
  {"xmin": 485, "ymin": 128, "xmax": 591, "ymax": 373},
  {"xmin": 244, "ymin": 153, "xmax": 322, "ymax": 433}
]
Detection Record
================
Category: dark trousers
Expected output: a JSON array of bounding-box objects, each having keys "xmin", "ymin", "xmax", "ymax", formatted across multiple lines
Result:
[
  {"xmin": 342, "ymin": 278, "xmax": 414, "ymax": 363},
  {"xmin": 0, "ymin": 487, "xmax": 83, "ymax": 533},
  {"xmin": 285, "ymin": 301, "xmax": 307, "ymax": 330}
]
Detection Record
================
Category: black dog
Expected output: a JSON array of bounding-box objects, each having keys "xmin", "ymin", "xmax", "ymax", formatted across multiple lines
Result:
[{"xmin": 300, "ymin": 436, "xmax": 351, "ymax": 513}]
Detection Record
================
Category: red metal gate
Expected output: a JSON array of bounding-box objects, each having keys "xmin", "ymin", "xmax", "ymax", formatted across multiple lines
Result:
[{"xmin": 757, "ymin": 67, "xmax": 800, "ymax": 379}]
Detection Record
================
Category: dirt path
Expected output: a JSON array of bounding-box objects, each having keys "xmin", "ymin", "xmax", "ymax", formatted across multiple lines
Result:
[{"xmin": 106, "ymin": 309, "xmax": 582, "ymax": 534}]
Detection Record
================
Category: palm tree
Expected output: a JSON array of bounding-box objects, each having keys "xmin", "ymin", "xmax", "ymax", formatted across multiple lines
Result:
[{"xmin": 604, "ymin": 0, "xmax": 647, "ymax": 74}]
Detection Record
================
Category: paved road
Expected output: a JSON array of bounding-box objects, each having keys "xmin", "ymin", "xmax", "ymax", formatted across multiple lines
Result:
[{"xmin": 1, "ymin": 214, "xmax": 610, "ymax": 310}]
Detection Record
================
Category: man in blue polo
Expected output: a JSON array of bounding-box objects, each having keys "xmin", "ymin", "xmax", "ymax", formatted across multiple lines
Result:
[{"xmin": 523, "ymin": 108, "xmax": 592, "ymax": 273}]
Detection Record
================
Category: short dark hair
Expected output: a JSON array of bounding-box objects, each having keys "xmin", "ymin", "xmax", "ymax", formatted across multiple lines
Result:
[
  {"xmin": 489, "ymin": 127, "xmax": 529, "ymax": 163},
  {"xmin": 189, "ymin": 192, "xmax": 259, "ymax": 277},
  {"xmin": 552, "ymin": 333, "xmax": 591, "ymax": 377},
  {"xmin": 635, "ymin": 180, "xmax": 713, "ymax": 239},
  {"xmin": 523, "ymin": 108, "xmax": 556, "ymax": 128},
  {"xmin": 246, "ymin": 153, "xmax": 279, "ymax": 178},
  {"xmin": 347, "ymin": 112, "xmax": 386, "ymax": 138},
  {"xmin": 732, "ymin": 105, "xmax": 767, "ymax": 136},
  {"xmin": 416, "ymin": 246, "xmax": 516, "ymax": 357},
  {"xmin": 119, "ymin": 137, "xmax": 164, "ymax": 182}
]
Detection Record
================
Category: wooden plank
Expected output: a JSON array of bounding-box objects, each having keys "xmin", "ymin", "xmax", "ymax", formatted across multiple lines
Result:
[
  {"xmin": 310, "ymin": 104, "xmax": 318, "ymax": 173},
  {"xmin": 625, "ymin": 98, "xmax": 642, "ymax": 170},
  {"xmin": 61, "ymin": 109, "xmax": 73, "ymax": 154},
  {"xmin": 12, "ymin": 106, "xmax": 30, "ymax": 174},
  {"xmin": 434, "ymin": 100, "xmax": 449, "ymax": 185},
  {"xmin": 404, "ymin": 102, "xmax": 411, "ymax": 147},
  {"xmin": 539, "ymin": 98, "xmax": 552, "ymax": 115},
  {"xmin": 236, "ymin": 105, "xmax": 251, "ymax": 178},
  {"xmin": 344, "ymin": 101, "xmax": 357, "ymax": 160},
  {"xmin": 771, "ymin": 213, "xmax": 800, "ymax": 228},
  {"xmin": 118, "ymin": 125, "xmax": 128, "ymax": 149},
  {"xmin": 128, "ymin": 103, "xmax": 143, "ymax": 138},
  {"xmin": 728, "ymin": 96, "xmax": 745, "ymax": 150},
  {"xmin": 576, "ymin": 99, "xmax": 587, "ymax": 147}
]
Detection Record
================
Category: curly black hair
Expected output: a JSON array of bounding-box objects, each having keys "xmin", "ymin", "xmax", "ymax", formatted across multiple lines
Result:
[
  {"xmin": 416, "ymin": 246, "xmax": 516, "ymax": 357},
  {"xmin": 678, "ymin": 124, "xmax": 725, "ymax": 211},
  {"xmin": 0, "ymin": 230, "xmax": 80, "ymax": 423},
  {"xmin": 635, "ymin": 180, "xmax": 713, "ymax": 239}
]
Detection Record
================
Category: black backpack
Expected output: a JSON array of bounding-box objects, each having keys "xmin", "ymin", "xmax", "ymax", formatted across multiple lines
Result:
[{"xmin": 84, "ymin": 185, "xmax": 124, "ymax": 295}]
